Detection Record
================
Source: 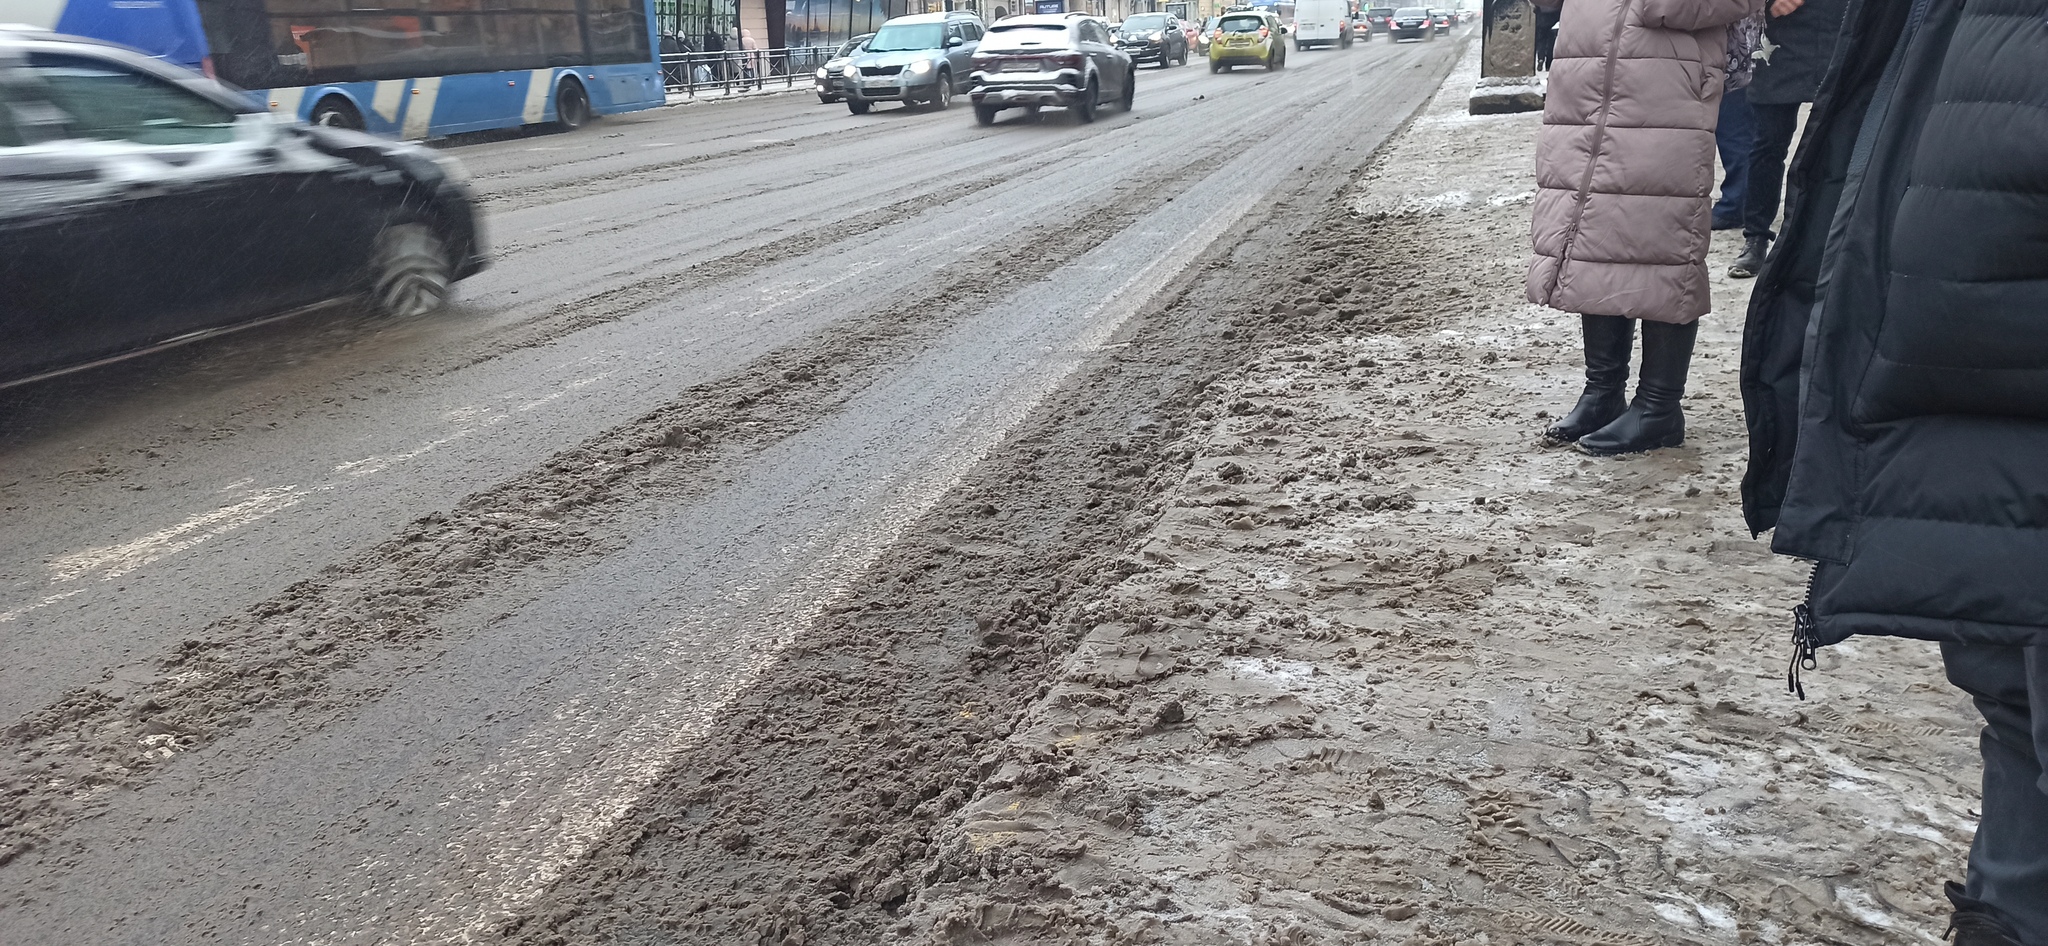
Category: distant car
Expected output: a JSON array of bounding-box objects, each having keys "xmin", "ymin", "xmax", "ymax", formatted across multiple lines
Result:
[
  {"xmin": 1208, "ymin": 9, "xmax": 1287, "ymax": 72},
  {"xmin": 1428, "ymin": 8, "xmax": 1451, "ymax": 32},
  {"xmin": 1388, "ymin": 6, "xmax": 1433, "ymax": 40},
  {"xmin": 1365, "ymin": 6, "xmax": 1396, "ymax": 35},
  {"xmin": 969, "ymin": 14, "xmax": 1134, "ymax": 124},
  {"xmin": 1195, "ymin": 15, "xmax": 1222, "ymax": 53},
  {"xmin": 1116, "ymin": 12, "xmax": 1189, "ymax": 67},
  {"xmin": 815, "ymin": 33, "xmax": 874, "ymax": 103},
  {"xmin": 0, "ymin": 28, "xmax": 487, "ymax": 392},
  {"xmin": 843, "ymin": 11, "xmax": 984, "ymax": 114}
]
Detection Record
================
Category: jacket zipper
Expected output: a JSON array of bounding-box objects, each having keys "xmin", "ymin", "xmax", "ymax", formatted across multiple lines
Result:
[
  {"xmin": 1786, "ymin": 563, "xmax": 1820, "ymax": 700},
  {"xmin": 1781, "ymin": 0, "xmax": 1939, "ymax": 702},
  {"xmin": 1549, "ymin": 0, "xmax": 1636, "ymax": 293}
]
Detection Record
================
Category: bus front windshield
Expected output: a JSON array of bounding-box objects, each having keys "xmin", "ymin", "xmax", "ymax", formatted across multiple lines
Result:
[{"xmin": 867, "ymin": 23, "xmax": 947, "ymax": 51}]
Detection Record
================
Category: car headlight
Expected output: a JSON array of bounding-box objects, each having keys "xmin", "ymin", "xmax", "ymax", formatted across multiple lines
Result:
[
  {"xmin": 1149, "ymin": 30, "xmax": 1163, "ymax": 39},
  {"xmin": 908, "ymin": 58, "xmax": 934, "ymax": 75},
  {"xmin": 816, "ymin": 67, "xmax": 829, "ymax": 79},
  {"xmin": 842, "ymin": 63, "xmax": 858, "ymax": 77}
]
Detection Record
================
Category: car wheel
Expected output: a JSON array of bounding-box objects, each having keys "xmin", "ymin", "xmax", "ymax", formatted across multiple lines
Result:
[
  {"xmin": 848, "ymin": 98, "xmax": 871, "ymax": 115},
  {"xmin": 370, "ymin": 223, "xmax": 452, "ymax": 319},
  {"xmin": 1211, "ymin": 60, "xmax": 1225, "ymax": 73},
  {"xmin": 819, "ymin": 95, "xmax": 833, "ymax": 105},
  {"xmin": 932, "ymin": 71, "xmax": 952, "ymax": 109},
  {"xmin": 1119, "ymin": 68, "xmax": 1135, "ymax": 111},
  {"xmin": 310, "ymin": 96, "xmax": 364, "ymax": 132},
  {"xmin": 1075, "ymin": 77, "xmax": 1098, "ymax": 123},
  {"xmin": 554, "ymin": 79, "xmax": 591, "ymax": 131},
  {"xmin": 1266, "ymin": 50, "xmax": 1279, "ymax": 70},
  {"xmin": 975, "ymin": 103, "xmax": 999, "ymax": 125}
]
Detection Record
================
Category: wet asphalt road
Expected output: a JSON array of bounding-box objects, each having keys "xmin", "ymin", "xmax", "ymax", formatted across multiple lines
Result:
[{"xmin": 0, "ymin": 32, "xmax": 1465, "ymax": 944}]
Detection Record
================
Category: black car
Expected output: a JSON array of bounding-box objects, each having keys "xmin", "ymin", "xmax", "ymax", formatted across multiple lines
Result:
[
  {"xmin": 0, "ymin": 28, "xmax": 486, "ymax": 390},
  {"xmin": 1365, "ymin": 6, "xmax": 1396, "ymax": 35},
  {"xmin": 1388, "ymin": 6, "xmax": 1434, "ymax": 40},
  {"xmin": 1115, "ymin": 12, "xmax": 1189, "ymax": 67}
]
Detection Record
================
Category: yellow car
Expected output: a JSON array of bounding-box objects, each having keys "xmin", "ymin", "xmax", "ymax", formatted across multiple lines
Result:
[{"xmin": 1208, "ymin": 10, "xmax": 1288, "ymax": 72}]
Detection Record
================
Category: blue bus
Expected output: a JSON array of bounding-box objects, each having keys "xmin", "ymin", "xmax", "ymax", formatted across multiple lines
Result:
[{"xmin": 1, "ymin": 0, "xmax": 664, "ymax": 138}]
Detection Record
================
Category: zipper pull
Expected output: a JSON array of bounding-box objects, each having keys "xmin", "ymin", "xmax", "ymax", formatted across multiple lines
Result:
[{"xmin": 1786, "ymin": 602, "xmax": 1818, "ymax": 700}]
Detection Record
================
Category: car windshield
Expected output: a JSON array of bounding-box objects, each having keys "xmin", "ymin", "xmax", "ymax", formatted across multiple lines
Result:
[
  {"xmin": 867, "ymin": 22, "xmax": 946, "ymax": 51},
  {"xmin": 1121, "ymin": 14, "xmax": 1169, "ymax": 31},
  {"xmin": 836, "ymin": 36, "xmax": 870, "ymax": 56},
  {"xmin": 1218, "ymin": 14, "xmax": 1266, "ymax": 31},
  {"xmin": 982, "ymin": 24, "xmax": 1070, "ymax": 47}
]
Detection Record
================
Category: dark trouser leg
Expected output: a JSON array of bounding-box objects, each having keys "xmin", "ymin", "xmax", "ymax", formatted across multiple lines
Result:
[
  {"xmin": 1742, "ymin": 102, "xmax": 1801, "ymax": 242},
  {"xmin": 1942, "ymin": 641, "xmax": 2048, "ymax": 941},
  {"xmin": 1713, "ymin": 87, "xmax": 1755, "ymax": 225}
]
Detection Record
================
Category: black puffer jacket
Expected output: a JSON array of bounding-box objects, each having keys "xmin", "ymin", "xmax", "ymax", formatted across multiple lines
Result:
[
  {"xmin": 1741, "ymin": 0, "xmax": 2048, "ymax": 654},
  {"xmin": 1746, "ymin": 0, "xmax": 1849, "ymax": 104}
]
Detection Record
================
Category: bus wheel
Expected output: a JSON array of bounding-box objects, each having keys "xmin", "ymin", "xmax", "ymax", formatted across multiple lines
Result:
[
  {"xmin": 310, "ymin": 96, "xmax": 364, "ymax": 132},
  {"xmin": 370, "ymin": 223, "xmax": 452, "ymax": 319},
  {"xmin": 554, "ymin": 79, "xmax": 592, "ymax": 131}
]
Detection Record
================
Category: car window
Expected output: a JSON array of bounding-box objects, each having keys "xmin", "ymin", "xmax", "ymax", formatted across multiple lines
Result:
[
  {"xmin": 1218, "ymin": 14, "xmax": 1266, "ymax": 31},
  {"xmin": 1394, "ymin": 7, "xmax": 1428, "ymax": 15},
  {"xmin": 983, "ymin": 23, "xmax": 1071, "ymax": 47},
  {"xmin": 26, "ymin": 54, "xmax": 236, "ymax": 146},
  {"xmin": 1122, "ymin": 13, "xmax": 1169, "ymax": 30},
  {"xmin": 868, "ymin": 22, "xmax": 946, "ymax": 51}
]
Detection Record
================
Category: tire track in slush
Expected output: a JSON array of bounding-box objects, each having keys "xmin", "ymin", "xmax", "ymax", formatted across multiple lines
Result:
[{"xmin": 0, "ymin": 206, "xmax": 1150, "ymax": 871}]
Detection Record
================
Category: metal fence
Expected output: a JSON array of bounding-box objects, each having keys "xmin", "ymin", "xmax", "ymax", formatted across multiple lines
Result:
[{"xmin": 660, "ymin": 47, "xmax": 840, "ymax": 97}]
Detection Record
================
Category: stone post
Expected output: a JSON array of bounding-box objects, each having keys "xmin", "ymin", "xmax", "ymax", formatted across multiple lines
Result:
[{"xmin": 1468, "ymin": 0, "xmax": 1545, "ymax": 114}]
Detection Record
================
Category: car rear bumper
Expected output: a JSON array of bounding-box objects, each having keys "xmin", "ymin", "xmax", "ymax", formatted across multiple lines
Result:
[
  {"xmin": 1210, "ymin": 49, "xmax": 1271, "ymax": 64},
  {"xmin": 1390, "ymin": 26, "xmax": 1428, "ymax": 38},
  {"xmin": 971, "ymin": 82, "xmax": 1084, "ymax": 107}
]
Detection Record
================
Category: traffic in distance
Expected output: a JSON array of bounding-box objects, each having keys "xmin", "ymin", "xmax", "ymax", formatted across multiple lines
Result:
[{"xmin": 0, "ymin": 0, "xmax": 1465, "ymax": 393}]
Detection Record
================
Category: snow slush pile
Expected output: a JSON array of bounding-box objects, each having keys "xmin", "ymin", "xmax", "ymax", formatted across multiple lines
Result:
[{"xmin": 905, "ymin": 48, "xmax": 1981, "ymax": 946}]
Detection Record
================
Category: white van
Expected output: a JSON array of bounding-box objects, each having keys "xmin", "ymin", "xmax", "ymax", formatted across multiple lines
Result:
[{"xmin": 1292, "ymin": 0, "xmax": 1351, "ymax": 48}]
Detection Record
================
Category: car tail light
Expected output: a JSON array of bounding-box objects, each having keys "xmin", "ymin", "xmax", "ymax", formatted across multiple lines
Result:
[
  {"xmin": 1050, "ymin": 52, "xmax": 1084, "ymax": 70},
  {"xmin": 972, "ymin": 54, "xmax": 996, "ymax": 69},
  {"xmin": 1258, "ymin": 26, "xmax": 1270, "ymax": 37},
  {"xmin": 1210, "ymin": 27, "xmax": 1222, "ymax": 38}
]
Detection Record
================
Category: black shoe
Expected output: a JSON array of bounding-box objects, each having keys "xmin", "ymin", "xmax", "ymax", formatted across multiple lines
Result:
[
  {"xmin": 1728, "ymin": 235, "xmax": 1769, "ymax": 278},
  {"xmin": 1577, "ymin": 319, "xmax": 1696, "ymax": 456},
  {"xmin": 1542, "ymin": 315, "xmax": 1634, "ymax": 446},
  {"xmin": 1947, "ymin": 882, "xmax": 2023, "ymax": 946}
]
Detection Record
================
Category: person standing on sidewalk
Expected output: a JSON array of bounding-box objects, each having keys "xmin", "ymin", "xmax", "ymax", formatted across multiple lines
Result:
[
  {"xmin": 1725, "ymin": 0, "xmax": 1847, "ymax": 277},
  {"xmin": 1712, "ymin": 13, "xmax": 1764, "ymax": 230},
  {"xmin": 1527, "ymin": 0, "xmax": 1764, "ymax": 456},
  {"xmin": 1741, "ymin": 0, "xmax": 2048, "ymax": 939}
]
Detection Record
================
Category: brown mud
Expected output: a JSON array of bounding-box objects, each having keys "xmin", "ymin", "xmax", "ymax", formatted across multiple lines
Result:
[{"xmin": 900, "ymin": 51, "xmax": 1979, "ymax": 946}]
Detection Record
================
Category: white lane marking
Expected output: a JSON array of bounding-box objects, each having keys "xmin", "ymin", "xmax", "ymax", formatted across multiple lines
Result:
[
  {"xmin": 522, "ymin": 69, "xmax": 555, "ymax": 124},
  {"xmin": 371, "ymin": 80, "xmax": 406, "ymax": 123},
  {"xmin": 46, "ymin": 487, "xmax": 308, "ymax": 584},
  {"xmin": 402, "ymin": 77, "xmax": 443, "ymax": 140}
]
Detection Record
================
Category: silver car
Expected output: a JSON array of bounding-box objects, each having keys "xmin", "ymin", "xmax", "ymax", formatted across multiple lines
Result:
[
  {"xmin": 815, "ymin": 33, "xmax": 873, "ymax": 103},
  {"xmin": 842, "ymin": 11, "xmax": 984, "ymax": 113}
]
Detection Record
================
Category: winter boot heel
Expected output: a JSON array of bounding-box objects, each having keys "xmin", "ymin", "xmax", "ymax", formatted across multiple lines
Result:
[
  {"xmin": 1577, "ymin": 319, "xmax": 1698, "ymax": 457},
  {"xmin": 1543, "ymin": 315, "xmax": 1634, "ymax": 446}
]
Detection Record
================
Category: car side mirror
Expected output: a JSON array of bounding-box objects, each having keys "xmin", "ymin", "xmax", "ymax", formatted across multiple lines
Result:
[{"xmin": 947, "ymin": 36, "xmax": 964, "ymax": 47}]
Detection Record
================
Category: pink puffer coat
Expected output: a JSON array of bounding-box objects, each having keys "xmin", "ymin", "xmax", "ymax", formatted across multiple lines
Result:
[{"xmin": 1526, "ymin": 0, "xmax": 1762, "ymax": 322}]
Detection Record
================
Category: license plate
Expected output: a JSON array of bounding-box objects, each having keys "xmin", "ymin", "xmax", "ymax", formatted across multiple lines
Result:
[{"xmin": 1000, "ymin": 60, "xmax": 1037, "ymax": 71}]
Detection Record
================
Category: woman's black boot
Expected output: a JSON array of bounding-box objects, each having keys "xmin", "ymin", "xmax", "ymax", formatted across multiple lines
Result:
[
  {"xmin": 1577, "ymin": 319, "xmax": 1698, "ymax": 456},
  {"xmin": 1543, "ymin": 314, "xmax": 1635, "ymax": 446}
]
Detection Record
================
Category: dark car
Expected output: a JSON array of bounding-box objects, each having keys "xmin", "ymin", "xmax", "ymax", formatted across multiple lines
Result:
[
  {"xmin": 1116, "ymin": 12, "xmax": 1189, "ymax": 68},
  {"xmin": 815, "ymin": 33, "xmax": 874, "ymax": 103},
  {"xmin": 1365, "ymin": 6, "xmax": 1396, "ymax": 35},
  {"xmin": 1388, "ymin": 6, "xmax": 1433, "ymax": 40},
  {"xmin": 0, "ymin": 28, "xmax": 486, "ymax": 391},
  {"xmin": 1428, "ymin": 8, "xmax": 1451, "ymax": 32},
  {"xmin": 968, "ymin": 15, "xmax": 1134, "ymax": 125}
]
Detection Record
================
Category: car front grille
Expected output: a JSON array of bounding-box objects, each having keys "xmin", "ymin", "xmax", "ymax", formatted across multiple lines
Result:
[{"xmin": 860, "ymin": 64, "xmax": 903, "ymax": 76}]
